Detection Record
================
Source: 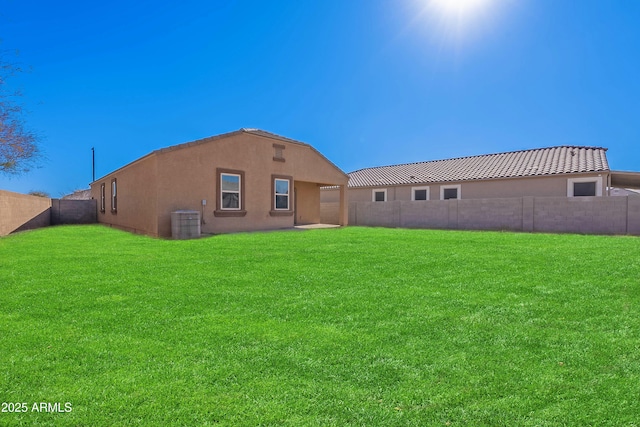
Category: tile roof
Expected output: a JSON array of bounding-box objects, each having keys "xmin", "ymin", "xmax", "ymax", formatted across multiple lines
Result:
[{"xmin": 348, "ymin": 146, "xmax": 610, "ymax": 188}]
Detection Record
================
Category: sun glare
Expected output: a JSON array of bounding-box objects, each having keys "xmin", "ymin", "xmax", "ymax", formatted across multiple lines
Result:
[
  {"xmin": 412, "ymin": 0, "xmax": 501, "ymax": 45},
  {"xmin": 429, "ymin": 0, "xmax": 492, "ymax": 17}
]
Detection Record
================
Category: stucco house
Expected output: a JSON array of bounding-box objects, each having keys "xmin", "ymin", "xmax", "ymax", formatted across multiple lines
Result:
[
  {"xmin": 323, "ymin": 146, "xmax": 630, "ymax": 204},
  {"xmin": 319, "ymin": 145, "xmax": 640, "ymax": 235},
  {"xmin": 90, "ymin": 129, "xmax": 348, "ymax": 237}
]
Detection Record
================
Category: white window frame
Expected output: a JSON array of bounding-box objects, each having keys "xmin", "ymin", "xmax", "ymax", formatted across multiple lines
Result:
[
  {"xmin": 100, "ymin": 183, "xmax": 106, "ymax": 213},
  {"xmin": 274, "ymin": 178, "xmax": 290, "ymax": 210},
  {"xmin": 220, "ymin": 173, "xmax": 241, "ymax": 210},
  {"xmin": 372, "ymin": 188, "xmax": 387, "ymax": 202},
  {"xmin": 567, "ymin": 176, "xmax": 602, "ymax": 197},
  {"xmin": 111, "ymin": 178, "xmax": 117, "ymax": 213},
  {"xmin": 411, "ymin": 186, "xmax": 430, "ymax": 201},
  {"xmin": 440, "ymin": 184, "xmax": 461, "ymax": 200}
]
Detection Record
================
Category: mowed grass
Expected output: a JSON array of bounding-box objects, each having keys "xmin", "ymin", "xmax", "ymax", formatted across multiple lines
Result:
[{"xmin": 0, "ymin": 225, "xmax": 639, "ymax": 426}]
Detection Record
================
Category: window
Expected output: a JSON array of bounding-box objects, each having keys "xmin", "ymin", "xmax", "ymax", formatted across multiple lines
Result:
[
  {"xmin": 270, "ymin": 175, "xmax": 294, "ymax": 216},
  {"xmin": 221, "ymin": 173, "xmax": 241, "ymax": 209},
  {"xmin": 412, "ymin": 186, "xmax": 429, "ymax": 201},
  {"xmin": 443, "ymin": 188, "xmax": 457, "ymax": 199},
  {"xmin": 274, "ymin": 178, "xmax": 290, "ymax": 210},
  {"xmin": 100, "ymin": 183, "xmax": 106, "ymax": 213},
  {"xmin": 567, "ymin": 177, "xmax": 602, "ymax": 197},
  {"xmin": 440, "ymin": 184, "xmax": 461, "ymax": 200},
  {"xmin": 372, "ymin": 189, "xmax": 387, "ymax": 202},
  {"xmin": 574, "ymin": 182, "xmax": 596, "ymax": 196},
  {"xmin": 215, "ymin": 168, "xmax": 246, "ymax": 217},
  {"xmin": 111, "ymin": 178, "xmax": 117, "ymax": 213}
]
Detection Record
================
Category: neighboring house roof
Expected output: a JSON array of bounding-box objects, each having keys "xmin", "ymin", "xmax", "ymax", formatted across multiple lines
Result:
[
  {"xmin": 610, "ymin": 188, "xmax": 640, "ymax": 197},
  {"xmin": 348, "ymin": 146, "xmax": 610, "ymax": 188},
  {"xmin": 62, "ymin": 189, "xmax": 92, "ymax": 200},
  {"xmin": 610, "ymin": 170, "xmax": 640, "ymax": 189}
]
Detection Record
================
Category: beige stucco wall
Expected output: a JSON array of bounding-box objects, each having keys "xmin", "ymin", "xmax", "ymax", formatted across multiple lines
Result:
[
  {"xmin": 320, "ymin": 186, "xmax": 349, "ymax": 225},
  {"xmin": 320, "ymin": 187, "xmax": 340, "ymax": 203},
  {"xmin": 90, "ymin": 154, "xmax": 159, "ymax": 236},
  {"xmin": 91, "ymin": 131, "xmax": 348, "ymax": 237},
  {"xmin": 294, "ymin": 181, "xmax": 321, "ymax": 225},
  {"xmin": 345, "ymin": 173, "xmax": 608, "ymax": 202},
  {"xmin": 0, "ymin": 190, "xmax": 51, "ymax": 236}
]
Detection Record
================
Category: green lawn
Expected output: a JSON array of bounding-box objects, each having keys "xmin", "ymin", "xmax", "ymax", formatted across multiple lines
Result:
[{"xmin": 1, "ymin": 225, "xmax": 639, "ymax": 426}]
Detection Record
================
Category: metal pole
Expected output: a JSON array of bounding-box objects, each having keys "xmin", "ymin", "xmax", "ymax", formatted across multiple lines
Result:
[{"xmin": 92, "ymin": 147, "xmax": 95, "ymax": 182}]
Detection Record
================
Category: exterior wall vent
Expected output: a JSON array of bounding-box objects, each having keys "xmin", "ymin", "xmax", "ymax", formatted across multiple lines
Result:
[{"xmin": 171, "ymin": 210, "xmax": 201, "ymax": 240}]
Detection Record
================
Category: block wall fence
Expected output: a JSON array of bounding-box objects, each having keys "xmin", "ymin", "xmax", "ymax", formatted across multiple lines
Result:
[
  {"xmin": 343, "ymin": 196, "xmax": 640, "ymax": 236},
  {"xmin": 50, "ymin": 199, "xmax": 97, "ymax": 226},
  {"xmin": 0, "ymin": 190, "xmax": 97, "ymax": 236},
  {"xmin": 5, "ymin": 189, "xmax": 639, "ymax": 236}
]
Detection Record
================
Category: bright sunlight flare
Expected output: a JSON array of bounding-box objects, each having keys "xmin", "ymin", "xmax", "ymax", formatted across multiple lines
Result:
[
  {"xmin": 429, "ymin": 0, "xmax": 493, "ymax": 17},
  {"xmin": 411, "ymin": 0, "xmax": 503, "ymax": 45}
]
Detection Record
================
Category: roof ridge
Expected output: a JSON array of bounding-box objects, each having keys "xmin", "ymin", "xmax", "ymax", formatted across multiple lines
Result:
[
  {"xmin": 151, "ymin": 128, "xmax": 310, "ymax": 156},
  {"xmin": 240, "ymin": 128, "xmax": 309, "ymax": 146}
]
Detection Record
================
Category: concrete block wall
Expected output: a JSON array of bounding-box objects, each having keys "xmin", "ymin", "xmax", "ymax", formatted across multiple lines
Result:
[
  {"xmin": 532, "ymin": 197, "xmax": 627, "ymax": 235},
  {"xmin": 1, "ymin": 190, "xmax": 97, "ymax": 236},
  {"xmin": 398, "ymin": 200, "xmax": 449, "ymax": 229},
  {"xmin": 350, "ymin": 201, "xmax": 400, "ymax": 228},
  {"xmin": 347, "ymin": 196, "xmax": 640, "ymax": 236},
  {"xmin": 522, "ymin": 197, "xmax": 535, "ymax": 232},
  {"xmin": 51, "ymin": 199, "xmax": 97, "ymax": 225},
  {"xmin": 0, "ymin": 190, "xmax": 52, "ymax": 236},
  {"xmin": 628, "ymin": 197, "xmax": 640, "ymax": 235},
  {"xmin": 458, "ymin": 198, "xmax": 523, "ymax": 232}
]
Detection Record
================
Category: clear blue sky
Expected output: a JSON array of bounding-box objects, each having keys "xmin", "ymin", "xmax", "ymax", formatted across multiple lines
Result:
[{"xmin": 1, "ymin": 0, "xmax": 639, "ymax": 196}]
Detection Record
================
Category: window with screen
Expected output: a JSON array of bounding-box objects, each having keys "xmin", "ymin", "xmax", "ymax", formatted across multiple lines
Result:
[
  {"xmin": 372, "ymin": 189, "xmax": 387, "ymax": 202},
  {"xmin": 111, "ymin": 178, "xmax": 117, "ymax": 213},
  {"xmin": 274, "ymin": 178, "xmax": 290, "ymax": 210},
  {"xmin": 567, "ymin": 177, "xmax": 602, "ymax": 197},
  {"xmin": 440, "ymin": 185, "xmax": 461, "ymax": 200},
  {"xmin": 573, "ymin": 181, "xmax": 596, "ymax": 197},
  {"xmin": 215, "ymin": 168, "xmax": 246, "ymax": 217},
  {"xmin": 220, "ymin": 173, "xmax": 241, "ymax": 210},
  {"xmin": 412, "ymin": 187, "xmax": 429, "ymax": 201}
]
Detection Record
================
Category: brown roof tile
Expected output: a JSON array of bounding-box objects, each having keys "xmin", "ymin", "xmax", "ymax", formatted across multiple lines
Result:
[{"xmin": 348, "ymin": 146, "xmax": 609, "ymax": 187}]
